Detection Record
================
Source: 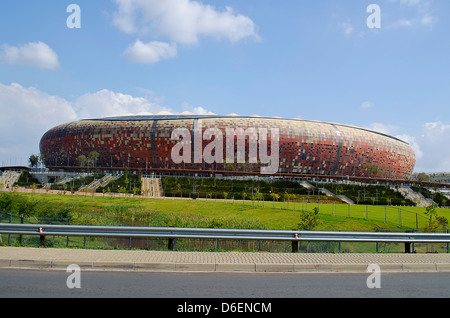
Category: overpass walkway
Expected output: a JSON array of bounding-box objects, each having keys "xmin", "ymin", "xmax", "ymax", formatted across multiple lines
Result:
[{"xmin": 1, "ymin": 246, "xmax": 450, "ymax": 273}]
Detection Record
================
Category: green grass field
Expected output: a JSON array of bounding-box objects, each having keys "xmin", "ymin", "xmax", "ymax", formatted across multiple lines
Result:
[
  {"xmin": 1, "ymin": 191, "xmax": 449, "ymax": 253},
  {"xmin": 4, "ymin": 191, "xmax": 449, "ymax": 230}
]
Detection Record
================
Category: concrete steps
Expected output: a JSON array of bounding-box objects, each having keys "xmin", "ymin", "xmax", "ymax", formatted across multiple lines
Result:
[{"xmin": 142, "ymin": 176, "xmax": 163, "ymax": 197}]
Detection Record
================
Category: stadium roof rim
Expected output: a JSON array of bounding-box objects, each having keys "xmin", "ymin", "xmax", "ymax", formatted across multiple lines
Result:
[{"xmin": 84, "ymin": 114, "xmax": 407, "ymax": 145}]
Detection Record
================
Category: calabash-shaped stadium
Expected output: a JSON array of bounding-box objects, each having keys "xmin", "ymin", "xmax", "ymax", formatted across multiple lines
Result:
[{"xmin": 39, "ymin": 114, "xmax": 416, "ymax": 180}]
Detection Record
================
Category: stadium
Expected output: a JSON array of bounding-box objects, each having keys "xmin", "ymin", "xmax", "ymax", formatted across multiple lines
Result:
[{"xmin": 39, "ymin": 114, "xmax": 416, "ymax": 181}]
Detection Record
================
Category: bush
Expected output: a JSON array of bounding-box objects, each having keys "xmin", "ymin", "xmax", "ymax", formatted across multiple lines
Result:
[
  {"xmin": 298, "ymin": 207, "xmax": 321, "ymax": 231},
  {"xmin": 96, "ymin": 173, "xmax": 142, "ymax": 195},
  {"xmin": 15, "ymin": 171, "xmax": 40, "ymax": 187},
  {"xmin": 0, "ymin": 192, "xmax": 69, "ymax": 219}
]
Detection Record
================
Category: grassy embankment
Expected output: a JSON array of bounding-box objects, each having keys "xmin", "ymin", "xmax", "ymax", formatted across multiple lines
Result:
[{"xmin": 1, "ymin": 190, "xmax": 448, "ymax": 253}]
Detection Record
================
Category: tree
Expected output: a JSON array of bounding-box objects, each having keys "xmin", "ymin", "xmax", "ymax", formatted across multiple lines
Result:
[
  {"xmin": 118, "ymin": 186, "xmax": 127, "ymax": 197},
  {"xmin": 39, "ymin": 153, "xmax": 45, "ymax": 168},
  {"xmin": 416, "ymin": 172, "xmax": 430, "ymax": 183},
  {"xmin": 29, "ymin": 154, "xmax": 39, "ymax": 168},
  {"xmin": 88, "ymin": 151, "xmax": 100, "ymax": 168},
  {"xmin": 424, "ymin": 204, "xmax": 448, "ymax": 232},
  {"xmin": 30, "ymin": 183, "xmax": 38, "ymax": 196},
  {"xmin": 270, "ymin": 192, "xmax": 280, "ymax": 208},
  {"xmin": 270, "ymin": 192, "xmax": 280, "ymax": 201},
  {"xmin": 298, "ymin": 207, "xmax": 322, "ymax": 231},
  {"xmin": 77, "ymin": 155, "xmax": 87, "ymax": 167}
]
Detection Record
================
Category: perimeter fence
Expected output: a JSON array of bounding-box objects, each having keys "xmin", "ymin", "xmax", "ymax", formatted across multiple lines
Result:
[
  {"xmin": 1, "ymin": 210, "xmax": 448, "ymax": 254},
  {"xmin": 165, "ymin": 192, "xmax": 443, "ymax": 230}
]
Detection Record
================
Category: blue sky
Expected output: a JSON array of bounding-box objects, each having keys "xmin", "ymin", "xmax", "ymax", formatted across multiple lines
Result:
[{"xmin": 0, "ymin": 0, "xmax": 449, "ymax": 172}]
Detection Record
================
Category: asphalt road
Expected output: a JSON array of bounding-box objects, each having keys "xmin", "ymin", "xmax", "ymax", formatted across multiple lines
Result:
[{"xmin": 0, "ymin": 268, "xmax": 449, "ymax": 299}]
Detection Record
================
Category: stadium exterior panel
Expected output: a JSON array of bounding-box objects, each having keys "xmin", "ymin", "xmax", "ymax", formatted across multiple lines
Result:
[{"xmin": 39, "ymin": 115, "xmax": 416, "ymax": 180}]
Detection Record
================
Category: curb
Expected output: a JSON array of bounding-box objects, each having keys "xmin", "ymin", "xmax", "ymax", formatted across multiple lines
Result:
[{"xmin": 1, "ymin": 259, "xmax": 450, "ymax": 273}]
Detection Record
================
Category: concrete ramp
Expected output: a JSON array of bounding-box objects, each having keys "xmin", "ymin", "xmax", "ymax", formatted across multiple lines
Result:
[{"xmin": 142, "ymin": 176, "xmax": 163, "ymax": 197}]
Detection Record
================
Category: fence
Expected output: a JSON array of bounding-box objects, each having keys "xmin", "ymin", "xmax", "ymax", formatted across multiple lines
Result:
[
  {"xmin": 1, "ymin": 201, "xmax": 448, "ymax": 254},
  {"xmin": 164, "ymin": 193, "xmax": 443, "ymax": 230},
  {"xmin": 1, "ymin": 221, "xmax": 450, "ymax": 254},
  {"xmin": 0, "ymin": 211, "xmax": 70, "ymax": 246}
]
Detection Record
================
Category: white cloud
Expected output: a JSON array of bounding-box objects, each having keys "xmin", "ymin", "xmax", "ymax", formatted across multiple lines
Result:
[
  {"xmin": 391, "ymin": 16, "xmax": 436, "ymax": 28},
  {"xmin": 392, "ymin": 19, "xmax": 414, "ymax": 28},
  {"xmin": 339, "ymin": 22, "xmax": 354, "ymax": 36},
  {"xmin": 112, "ymin": 0, "xmax": 260, "ymax": 44},
  {"xmin": 388, "ymin": 0, "xmax": 436, "ymax": 28},
  {"xmin": 402, "ymin": 121, "xmax": 450, "ymax": 172},
  {"xmin": 421, "ymin": 121, "xmax": 450, "ymax": 144},
  {"xmin": 123, "ymin": 40, "xmax": 177, "ymax": 64},
  {"xmin": 395, "ymin": 0, "xmax": 423, "ymax": 6},
  {"xmin": 0, "ymin": 82, "xmax": 218, "ymax": 165},
  {"xmin": 0, "ymin": 83, "xmax": 76, "ymax": 165},
  {"xmin": 420, "ymin": 15, "xmax": 435, "ymax": 26},
  {"xmin": 367, "ymin": 122, "xmax": 398, "ymax": 135},
  {"xmin": 181, "ymin": 102, "xmax": 210, "ymax": 115},
  {"xmin": 396, "ymin": 134, "xmax": 423, "ymax": 159},
  {"xmin": 74, "ymin": 89, "xmax": 170, "ymax": 119},
  {"xmin": 360, "ymin": 101, "xmax": 374, "ymax": 110},
  {"xmin": 0, "ymin": 42, "xmax": 59, "ymax": 70},
  {"xmin": 191, "ymin": 106, "xmax": 209, "ymax": 115}
]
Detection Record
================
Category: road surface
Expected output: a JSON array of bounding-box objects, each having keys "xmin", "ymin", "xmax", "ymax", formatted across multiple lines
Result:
[{"xmin": 1, "ymin": 268, "xmax": 449, "ymax": 298}]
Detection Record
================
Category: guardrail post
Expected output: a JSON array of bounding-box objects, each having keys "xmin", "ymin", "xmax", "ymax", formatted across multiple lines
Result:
[
  {"xmin": 19, "ymin": 217, "xmax": 24, "ymax": 245},
  {"xmin": 292, "ymin": 231, "xmax": 299, "ymax": 253},
  {"xmin": 66, "ymin": 219, "xmax": 70, "ymax": 247},
  {"xmin": 8, "ymin": 215, "xmax": 11, "ymax": 245},
  {"xmin": 292, "ymin": 240, "xmax": 299, "ymax": 253},
  {"xmin": 40, "ymin": 234, "xmax": 46, "ymax": 246},
  {"xmin": 405, "ymin": 242, "xmax": 411, "ymax": 253},
  {"xmin": 376, "ymin": 229, "xmax": 379, "ymax": 252},
  {"xmin": 168, "ymin": 238, "xmax": 175, "ymax": 251}
]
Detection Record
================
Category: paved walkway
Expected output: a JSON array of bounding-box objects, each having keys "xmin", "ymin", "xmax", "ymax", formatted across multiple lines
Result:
[{"xmin": 1, "ymin": 246, "xmax": 450, "ymax": 273}]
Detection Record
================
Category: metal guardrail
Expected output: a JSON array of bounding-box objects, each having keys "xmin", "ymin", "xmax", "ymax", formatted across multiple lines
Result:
[{"xmin": 1, "ymin": 223, "xmax": 450, "ymax": 247}]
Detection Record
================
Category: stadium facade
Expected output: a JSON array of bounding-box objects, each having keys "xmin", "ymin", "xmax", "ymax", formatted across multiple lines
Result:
[{"xmin": 39, "ymin": 114, "xmax": 416, "ymax": 180}]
